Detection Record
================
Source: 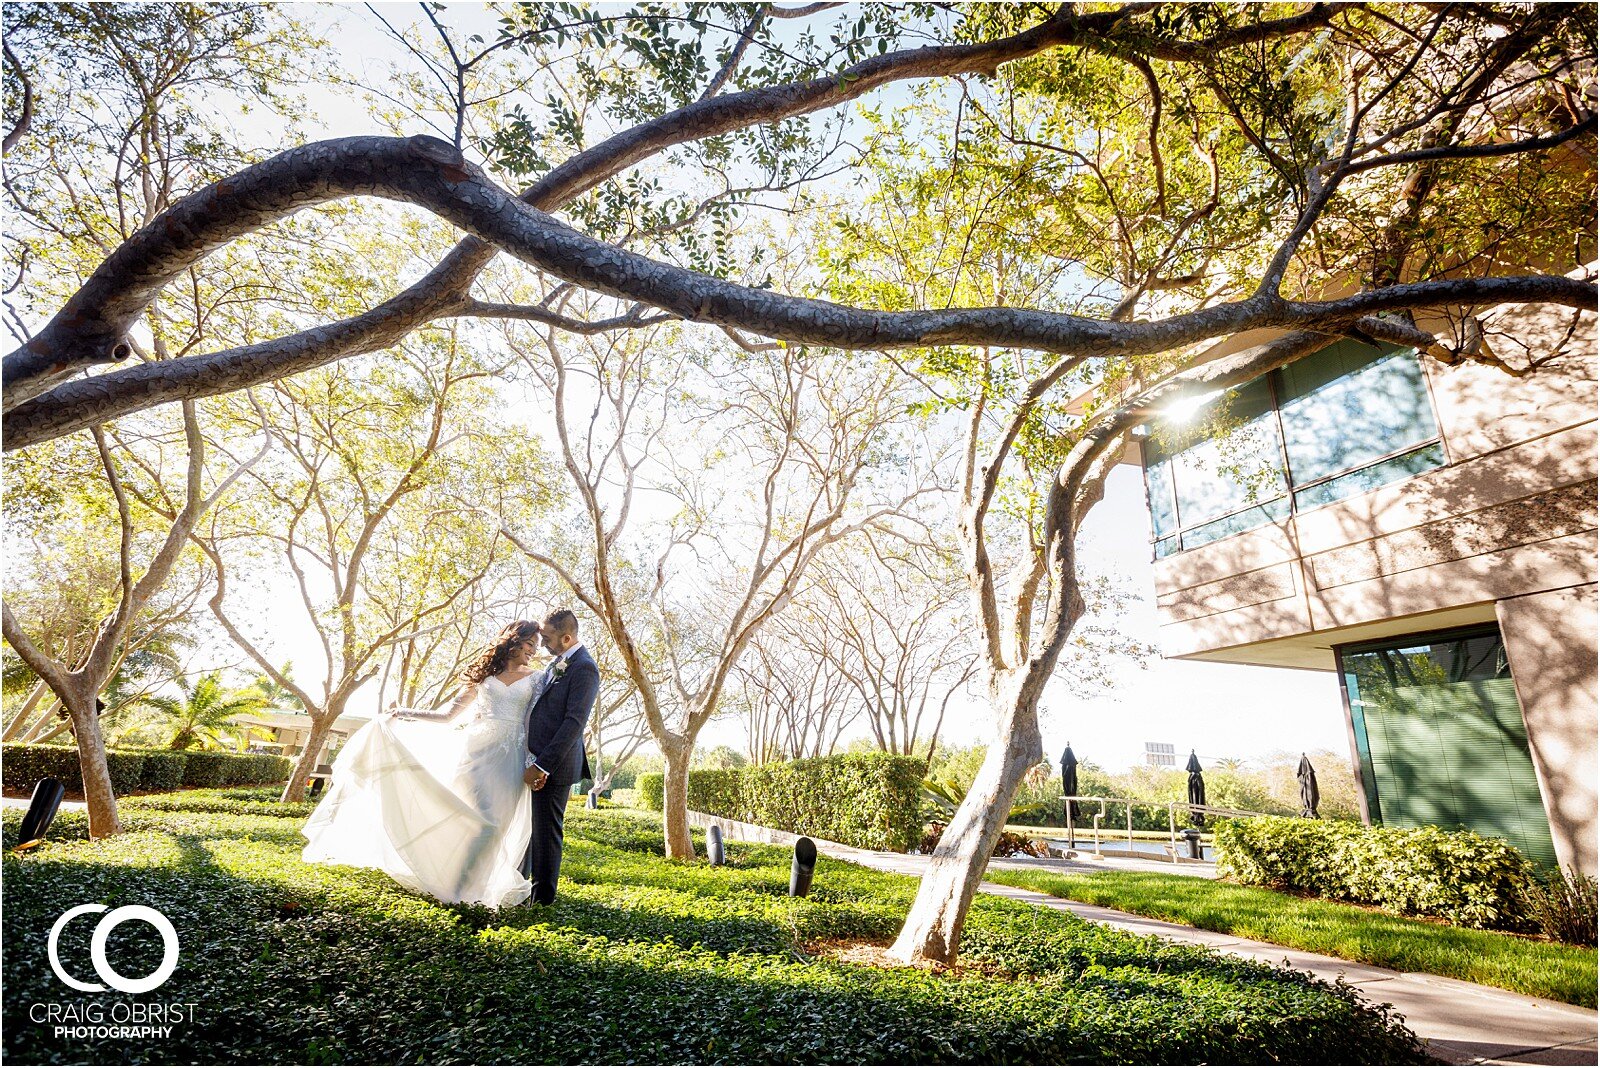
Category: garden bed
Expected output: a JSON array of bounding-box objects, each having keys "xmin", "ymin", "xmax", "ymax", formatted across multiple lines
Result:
[{"xmin": 3, "ymin": 794, "xmax": 1427, "ymax": 1065}]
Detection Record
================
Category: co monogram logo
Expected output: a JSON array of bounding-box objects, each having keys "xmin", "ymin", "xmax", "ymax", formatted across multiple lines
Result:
[{"xmin": 48, "ymin": 904, "xmax": 179, "ymax": 994}]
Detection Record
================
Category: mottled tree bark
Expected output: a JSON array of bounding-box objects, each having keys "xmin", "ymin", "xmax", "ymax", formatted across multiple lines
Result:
[{"xmin": 659, "ymin": 736, "xmax": 695, "ymax": 861}]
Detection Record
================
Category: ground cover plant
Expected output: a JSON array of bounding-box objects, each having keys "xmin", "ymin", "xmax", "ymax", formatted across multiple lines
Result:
[
  {"xmin": 2, "ymin": 795, "xmax": 1426, "ymax": 1065},
  {"xmin": 984, "ymin": 867, "xmax": 1597, "ymax": 1008}
]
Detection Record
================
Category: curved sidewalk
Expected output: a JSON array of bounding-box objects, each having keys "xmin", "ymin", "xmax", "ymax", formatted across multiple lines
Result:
[{"xmin": 690, "ymin": 812, "xmax": 1599, "ymax": 1066}]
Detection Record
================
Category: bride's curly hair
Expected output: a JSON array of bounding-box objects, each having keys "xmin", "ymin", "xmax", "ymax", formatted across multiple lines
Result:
[{"xmin": 460, "ymin": 620, "xmax": 542, "ymax": 685}]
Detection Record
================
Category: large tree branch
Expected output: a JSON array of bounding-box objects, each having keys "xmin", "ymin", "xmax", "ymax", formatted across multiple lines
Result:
[
  {"xmin": 3, "ymin": 42, "xmax": 34, "ymax": 155},
  {"xmin": 5, "ymin": 4, "xmax": 1347, "ymax": 426},
  {"xmin": 16, "ymin": 131, "xmax": 1596, "ymax": 405}
]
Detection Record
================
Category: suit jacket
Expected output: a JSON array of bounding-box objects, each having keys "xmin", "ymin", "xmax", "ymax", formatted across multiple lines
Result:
[{"xmin": 525, "ymin": 645, "xmax": 598, "ymax": 787}]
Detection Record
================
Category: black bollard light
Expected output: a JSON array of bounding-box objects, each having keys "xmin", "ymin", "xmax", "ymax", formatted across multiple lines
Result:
[
  {"xmin": 789, "ymin": 836, "xmax": 817, "ymax": 897},
  {"xmin": 14, "ymin": 777, "xmax": 66, "ymax": 851},
  {"xmin": 707, "ymin": 824, "xmax": 725, "ymax": 866},
  {"xmin": 1180, "ymin": 827, "xmax": 1203, "ymax": 860}
]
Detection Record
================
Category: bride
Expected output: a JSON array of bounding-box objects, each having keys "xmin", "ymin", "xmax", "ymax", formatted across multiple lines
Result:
[{"xmin": 300, "ymin": 620, "xmax": 542, "ymax": 908}]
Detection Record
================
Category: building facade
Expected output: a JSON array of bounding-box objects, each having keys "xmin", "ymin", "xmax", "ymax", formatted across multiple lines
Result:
[{"xmin": 1136, "ymin": 294, "xmax": 1597, "ymax": 873}]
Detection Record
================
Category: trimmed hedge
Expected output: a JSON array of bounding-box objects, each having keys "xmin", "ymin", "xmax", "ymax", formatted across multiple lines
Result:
[
  {"xmin": 1, "ymin": 743, "xmax": 293, "ymax": 794},
  {"xmin": 637, "ymin": 772, "xmax": 664, "ymax": 811},
  {"xmin": 635, "ymin": 754, "xmax": 926, "ymax": 852},
  {"xmin": 1216, "ymin": 815, "xmax": 1534, "ymax": 930},
  {"xmin": 134, "ymin": 751, "xmax": 188, "ymax": 791},
  {"xmin": 686, "ymin": 768, "xmax": 743, "ymax": 817}
]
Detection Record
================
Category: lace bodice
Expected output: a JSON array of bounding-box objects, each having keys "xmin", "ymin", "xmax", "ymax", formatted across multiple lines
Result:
[{"xmin": 476, "ymin": 672, "xmax": 536, "ymax": 723}]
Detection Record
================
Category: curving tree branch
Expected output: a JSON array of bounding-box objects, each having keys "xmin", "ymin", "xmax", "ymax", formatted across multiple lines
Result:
[
  {"xmin": 5, "ymin": 4, "xmax": 1357, "ymax": 441},
  {"xmin": 5, "ymin": 126, "xmax": 1591, "ymax": 449}
]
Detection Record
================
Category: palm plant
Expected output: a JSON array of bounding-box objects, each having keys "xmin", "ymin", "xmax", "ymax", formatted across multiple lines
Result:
[
  {"xmin": 138, "ymin": 671, "xmax": 271, "ymax": 751},
  {"xmin": 921, "ymin": 771, "xmax": 1047, "ymax": 824},
  {"xmin": 246, "ymin": 663, "xmax": 305, "ymax": 711}
]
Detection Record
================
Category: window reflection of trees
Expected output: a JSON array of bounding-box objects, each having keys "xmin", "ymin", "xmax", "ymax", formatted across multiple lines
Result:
[{"xmin": 1142, "ymin": 342, "xmax": 1446, "ymax": 554}]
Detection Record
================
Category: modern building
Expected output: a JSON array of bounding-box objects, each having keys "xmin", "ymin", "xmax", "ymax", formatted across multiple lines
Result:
[{"xmin": 1132, "ymin": 290, "xmax": 1596, "ymax": 874}]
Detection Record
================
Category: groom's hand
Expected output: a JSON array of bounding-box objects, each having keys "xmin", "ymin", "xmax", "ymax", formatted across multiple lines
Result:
[{"xmin": 523, "ymin": 766, "xmax": 549, "ymax": 790}]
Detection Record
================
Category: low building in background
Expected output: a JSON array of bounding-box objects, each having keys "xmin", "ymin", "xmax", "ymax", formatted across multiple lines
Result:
[
  {"xmin": 233, "ymin": 709, "xmax": 371, "ymax": 767},
  {"xmin": 1132, "ymin": 292, "xmax": 1597, "ymax": 874}
]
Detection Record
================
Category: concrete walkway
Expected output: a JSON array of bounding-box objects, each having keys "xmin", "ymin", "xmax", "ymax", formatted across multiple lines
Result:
[
  {"xmin": 691, "ymin": 813, "xmax": 1598, "ymax": 1066},
  {"xmin": 1, "ymin": 795, "xmax": 87, "ymax": 811}
]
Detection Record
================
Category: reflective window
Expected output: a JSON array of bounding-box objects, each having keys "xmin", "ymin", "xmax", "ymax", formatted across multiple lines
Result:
[
  {"xmin": 1339, "ymin": 627, "xmax": 1557, "ymax": 870},
  {"xmin": 1140, "ymin": 341, "xmax": 1446, "ymax": 555},
  {"xmin": 1142, "ymin": 378, "xmax": 1287, "ymax": 552},
  {"xmin": 1278, "ymin": 341, "xmax": 1441, "ymax": 496}
]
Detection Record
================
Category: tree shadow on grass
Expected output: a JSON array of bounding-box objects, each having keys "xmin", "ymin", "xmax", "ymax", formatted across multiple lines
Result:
[{"xmin": 3, "ymin": 809, "xmax": 1428, "ymax": 1066}]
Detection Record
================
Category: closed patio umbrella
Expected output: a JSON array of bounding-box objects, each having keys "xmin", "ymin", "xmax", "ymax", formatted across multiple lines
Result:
[
  {"xmin": 1060, "ymin": 745, "xmax": 1079, "ymax": 847},
  {"xmin": 1297, "ymin": 753, "xmax": 1321, "ymax": 818},
  {"xmin": 1185, "ymin": 750, "xmax": 1206, "ymax": 827}
]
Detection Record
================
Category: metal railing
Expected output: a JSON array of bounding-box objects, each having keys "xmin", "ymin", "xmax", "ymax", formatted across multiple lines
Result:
[{"xmin": 1056, "ymin": 795, "xmax": 1278, "ymax": 863}]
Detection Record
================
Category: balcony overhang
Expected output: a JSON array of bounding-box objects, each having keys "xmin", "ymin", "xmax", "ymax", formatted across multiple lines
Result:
[{"xmin": 1165, "ymin": 601, "xmax": 1502, "ymax": 671}]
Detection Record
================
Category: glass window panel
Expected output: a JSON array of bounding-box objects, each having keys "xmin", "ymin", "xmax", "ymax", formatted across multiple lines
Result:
[
  {"xmin": 1149, "ymin": 377, "xmax": 1287, "ymax": 530},
  {"xmin": 1180, "ymin": 496, "xmax": 1291, "ymax": 550},
  {"xmin": 1338, "ymin": 628, "xmax": 1558, "ymax": 870},
  {"xmin": 1145, "ymin": 456, "xmax": 1179, "ymax": 540},
  {"xmin": 1292, "ymin": 442, "xmax": 1446, "ymax": 510},
  {"xmin": 1278, "ymin": 341, "xmax": 1439, "ymax": 488}
]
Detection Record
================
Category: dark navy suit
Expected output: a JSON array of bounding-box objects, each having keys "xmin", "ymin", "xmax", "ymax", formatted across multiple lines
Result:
[{"xmin": 520, "ymin": 644, "xmax": 598, "ymax": 902}]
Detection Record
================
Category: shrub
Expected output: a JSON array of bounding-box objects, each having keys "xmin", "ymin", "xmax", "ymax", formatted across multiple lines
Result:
[
  {"xmin": 125, "ymin": 786, "xmax": 318, "ymax": 819},
  {"xmin": 1, "ymin": 742, "xmax": 84, "ymax": 792},
  {"xmin": 2, "ymin": 743, "xmax": 288, "ymax": 795},
  {"xmin": 637, "ymin": 772, "xmax": 664, "ymax": 811},
  {"xmin": 715, "ymin": 753, "xmax": 925, "ymax": 852},
  {"xmin": 0, "ymin": 805, "xmax": 1428, "ymax": 1066},
  {"xmin": 1216, "ymin": 815, "xmax": 1534, "ymax": 929},
  {"xmin": 135, "ymin": 751, "xmax": 188, "ymax": 791},
  {"xmin": 638, "ymin": 756, "xmax": 924, "ymax": 851},
  {"xmin": 178, "ymin": 750, "xmax": 234, "ymax": 787},
  {"xmin": 685, "ymin": 768, "xmax": 742, "ymax": 816},
  {"xmin": 224, "ymin": 752, "xmax": 293, "ymax": 786},
  {"xmin": 1522, "ymin": 866, "xmax": 1599, "ymax": 946},
  {"xmin": 104, "ymin": 750, "xmax": 148, "ymax": 794},
  {"xmin": 1, "ymin": 743, "xmax": 145, "ymax": 793},
  {"xmin": 920, "ymin": 821, "xmax": 1049, "ymax": 857}
]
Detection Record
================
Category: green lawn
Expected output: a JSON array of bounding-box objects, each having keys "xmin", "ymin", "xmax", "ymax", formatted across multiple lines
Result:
[
  {"xmin": 985, "ymin": 867, "xmax": 1597, "ymax": 1008},
  {"xmin": 0, "ymin": 789, "xmax": 1427, "ymax": 1065}
]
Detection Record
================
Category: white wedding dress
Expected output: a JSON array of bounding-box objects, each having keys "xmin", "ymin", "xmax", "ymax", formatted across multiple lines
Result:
[{"xmin": 300, "ymin": 674, "xmax": 535, "ymax": 907}]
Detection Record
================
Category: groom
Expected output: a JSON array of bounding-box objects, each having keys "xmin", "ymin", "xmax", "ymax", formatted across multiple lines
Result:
[{"xmin": 520, "ymin": 609, "xmax": 599, "ymax": 905}]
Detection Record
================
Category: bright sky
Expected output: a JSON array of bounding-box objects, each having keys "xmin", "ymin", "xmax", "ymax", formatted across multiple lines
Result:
[{"xmin": 230, "ymin": 5, "xmax": 1353, "ymax": 771}]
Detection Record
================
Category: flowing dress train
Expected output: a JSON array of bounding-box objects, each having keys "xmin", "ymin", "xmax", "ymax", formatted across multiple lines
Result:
[{"xmin": 300, "ymin": 675, "xmax": 534, "ymax": 907}]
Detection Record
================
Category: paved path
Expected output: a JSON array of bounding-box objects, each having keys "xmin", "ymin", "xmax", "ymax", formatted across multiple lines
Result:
[
  {"xmin": 830, "ymin": 840, "xmax": 1597, "ymax": 1066},
  {"xmin": 1, "ymin": 795, "xmax": 87, "ymax": 810}
]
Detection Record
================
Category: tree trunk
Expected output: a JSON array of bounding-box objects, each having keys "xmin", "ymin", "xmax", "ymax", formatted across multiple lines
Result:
[
  {"xmin": 63, "ymin": 687, "xmax": 122, "ymax": 838},
  {"xmin": 889, "ymin": 672, "xmax": 1042, "ymax": 965},
  {"xmin": 3, "ymin": 679, "xmax": 51, "ymax": 740},
  {"xmin": 281, "ymin": 711, "xmax": 336, "ymax": 803},
  {"xmin": 660, "ymin": 738, "xmax": 695, "ymax": 861},
  {"xmin": 28, "ymin": 712, "xmax": 75, "ymax": 744},
  {"xmin": 16, "ymin": 697, "xmax": 64, "ymax": 743}
]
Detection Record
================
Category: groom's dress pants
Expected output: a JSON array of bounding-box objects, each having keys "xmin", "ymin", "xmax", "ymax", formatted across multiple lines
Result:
[{"xmin": 521, "ymin": 781, "xmax": 572, "ymax": 904}]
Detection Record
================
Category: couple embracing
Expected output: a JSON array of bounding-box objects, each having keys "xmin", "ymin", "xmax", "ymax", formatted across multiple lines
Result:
[{"xmin": 300, "ymin": 611, "xmax": 598, "ymax": 908}]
